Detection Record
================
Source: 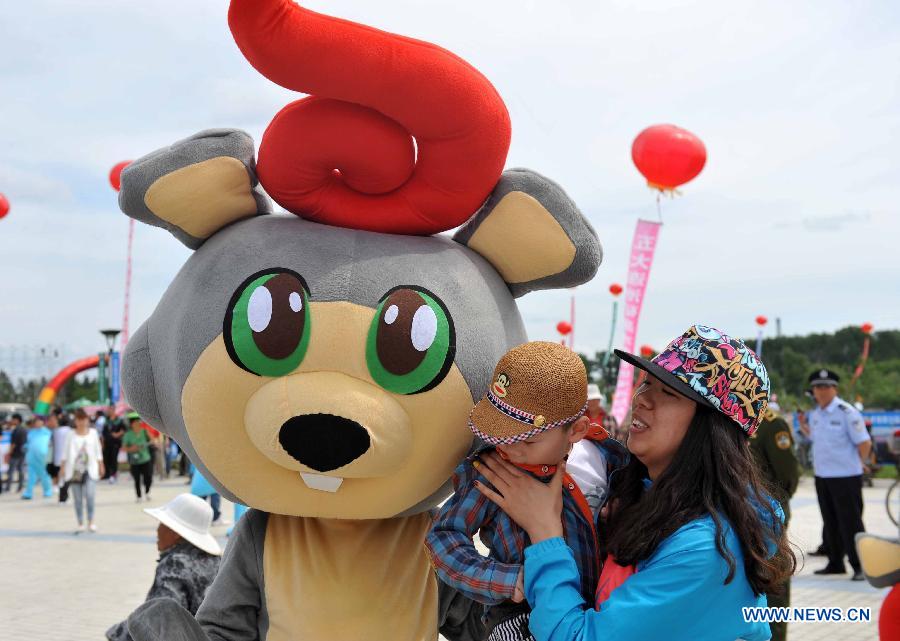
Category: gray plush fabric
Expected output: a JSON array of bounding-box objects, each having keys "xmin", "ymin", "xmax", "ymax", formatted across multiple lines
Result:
[
  {"xmin": 120, "ymin": 132, "xmax": 602, "ymax": 516},
  {"xmin": 196, "ymin": 510, "xmax": 270, "ymax": 641},
  {"xmin": 122, "ymin": 214, "xmax": 528, "ymax": 510},
  {"xmin": 128, "ymin": 598, "xmax": 207, "ymax": 641},
  {"xmin": 453, "ymin": 168, "xmax": 602, "ymax": 298},
  {"xmin": 118, "ymin": 129, "xmax": 273, "ymax": 249},
  {"xmin": 120, "ymin": 323, "xmax": 161, "ymax": 427}
]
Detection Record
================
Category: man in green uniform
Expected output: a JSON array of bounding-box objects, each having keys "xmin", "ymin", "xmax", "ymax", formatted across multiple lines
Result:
[{"xmin": 750, "ymin": 402, "xmax": 800, "ymax": 641}]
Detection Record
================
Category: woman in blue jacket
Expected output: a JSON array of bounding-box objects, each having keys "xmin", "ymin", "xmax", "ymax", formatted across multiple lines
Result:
[{"xmin": 473, "ymin": 325, "xmax": 796, "ymax": 641}]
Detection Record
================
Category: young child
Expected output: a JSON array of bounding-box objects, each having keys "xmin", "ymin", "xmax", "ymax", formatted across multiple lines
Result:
[{"xmin": 427, "ymin": 342, "xmax": 627, "ymax": 641}]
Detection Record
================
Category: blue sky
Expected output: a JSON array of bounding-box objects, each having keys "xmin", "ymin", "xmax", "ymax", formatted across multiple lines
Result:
[{"xmin": 1, "ymin": 0, "xmax": 898, "ymax": 375}]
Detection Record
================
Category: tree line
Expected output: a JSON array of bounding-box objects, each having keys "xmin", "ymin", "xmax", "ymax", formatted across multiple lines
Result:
[{"xmin": 0, "ymin": 370, "xmax": 99, "ymax": 409}]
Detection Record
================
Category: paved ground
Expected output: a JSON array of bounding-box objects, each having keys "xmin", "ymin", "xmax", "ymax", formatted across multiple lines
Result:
[{"xmin": 0, "ymin": 474, "xmax": 895, "ymax": 640}]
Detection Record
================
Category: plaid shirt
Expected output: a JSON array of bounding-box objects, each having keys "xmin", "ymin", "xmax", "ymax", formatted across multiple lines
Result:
[{"xmin": 426, "ymin": 438, "xmax": 628, "ymax": 606}]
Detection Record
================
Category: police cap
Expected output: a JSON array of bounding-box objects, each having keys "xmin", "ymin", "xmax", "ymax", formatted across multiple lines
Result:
[{"xmin": 808, "ymin": 368, "xmax": 840, "ymax": 387}]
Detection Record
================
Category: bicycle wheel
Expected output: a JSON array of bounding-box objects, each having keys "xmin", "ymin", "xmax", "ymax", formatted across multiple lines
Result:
[{"xmin": 887, "ymin": 479, "xmax": 900, "ymax": 527}]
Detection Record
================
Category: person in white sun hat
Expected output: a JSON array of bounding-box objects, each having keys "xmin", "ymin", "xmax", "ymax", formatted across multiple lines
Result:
[{"xmin": 106, "ymin": 494, "xmax": 222, "ymax": 641}]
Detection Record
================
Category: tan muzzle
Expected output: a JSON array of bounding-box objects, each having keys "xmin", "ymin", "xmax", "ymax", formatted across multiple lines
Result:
[{"xmin": 244, "ymin": 371, "xmax": 412, "ymax": 491}]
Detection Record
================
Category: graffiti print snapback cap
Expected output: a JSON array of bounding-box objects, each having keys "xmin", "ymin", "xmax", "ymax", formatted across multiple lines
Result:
[{"xmin": 615, "ymin": 325, "xmax": 770, "ymax": 436}]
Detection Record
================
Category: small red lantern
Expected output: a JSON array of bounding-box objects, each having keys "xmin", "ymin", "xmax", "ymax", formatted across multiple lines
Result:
[
  {"xmin": 639, "ymin": 345, "xmax": 654, "ymax": 358},
  {"xmin": 861, "ymin": 323, "xmax": 874, "ymax": 335},
  {"xmin": 632, "ymin": 124, "xmax": 706, "ymax": 192},
  {"xmin": 0, "ymin": 193, "xmax": 9, "ymax": 219},
  {"xmin": 755, "ymin": 316, "xmax": 768, "ymax": 327},
  {"xmin": 109, "ymin": 161, "xmax": 132, "ymax": 192},
  {"xmin": 556, "ymin": 321, "xmax": 572, "ymax": 336},
  {"xmin": 609, "ymin": 283, "xmax": 623, "ymax": 297}
]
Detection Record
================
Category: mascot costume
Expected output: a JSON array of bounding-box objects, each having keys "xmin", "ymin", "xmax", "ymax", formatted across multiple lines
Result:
[
  {"xmin": 120, "ymin": 1, "xmax": 602, "ymax": 639},
  {"xmin": 855, "ymin": 533, "xmax": 900, "ymax": 639}
]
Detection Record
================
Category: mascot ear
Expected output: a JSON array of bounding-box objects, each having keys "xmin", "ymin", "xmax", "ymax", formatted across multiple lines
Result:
[
  {"xmin": 119, "ymin": 129, "xmax": 273, "ymax": 249},
  {"xmin": 453, "ymin": 168, "xmax": 602, "ymax": 297}
]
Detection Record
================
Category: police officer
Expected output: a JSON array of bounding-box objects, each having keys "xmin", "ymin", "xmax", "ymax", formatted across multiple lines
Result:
[
  {"xmin": 797, "ymin": 369, "xmax": 871, "ymax": 581},
  {"xmin": 750, "ymin": 401, "xmax": 799, "ymax": 641}
]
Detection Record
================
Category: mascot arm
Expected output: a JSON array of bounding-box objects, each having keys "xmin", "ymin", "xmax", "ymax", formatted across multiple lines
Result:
[{"xmin": 196, "ymin": 510, "xmax": 268, "ymax": 641}]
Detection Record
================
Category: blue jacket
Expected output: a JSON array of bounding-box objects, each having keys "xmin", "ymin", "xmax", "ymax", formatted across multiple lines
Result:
[
  {"xmin": 524, "ymin": 504, "xmax": 782, "ymax": 641},
  {"xmin": 190, "ymin": 468, "xmax": 218, "ymax": 498},
  {"xmin": 25, "ymin": 427, "xmax": 52, "ymax": 463}
]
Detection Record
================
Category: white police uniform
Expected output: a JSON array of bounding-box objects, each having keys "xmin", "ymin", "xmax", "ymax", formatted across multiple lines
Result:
[
  {"xmin": 807, "ymin": 397, "xmax": 870, "ymax": 477},
  {"xmin": 803, "ymin": 369, "xmax": 870, "ymax": 577}
]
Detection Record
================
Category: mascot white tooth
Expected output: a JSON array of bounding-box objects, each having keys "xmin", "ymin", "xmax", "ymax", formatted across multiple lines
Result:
[{"xmin": 120, "ymin": 1, "xmax": 602, "ymax": 639}]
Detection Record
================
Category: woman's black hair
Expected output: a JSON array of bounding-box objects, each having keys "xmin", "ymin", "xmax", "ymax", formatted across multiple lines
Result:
[{"xmin": 599, "ymin": 406, "xmax": 797, "ymax": 595}]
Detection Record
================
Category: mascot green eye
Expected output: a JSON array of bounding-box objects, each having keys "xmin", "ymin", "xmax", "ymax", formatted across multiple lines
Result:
[
  {"xmin": 225, "ymin": 269, "xmax": 311, "ymax": 376},
  {"xmin": 366, "ymin": 287, "xmax": 455, "ymax": 394}
]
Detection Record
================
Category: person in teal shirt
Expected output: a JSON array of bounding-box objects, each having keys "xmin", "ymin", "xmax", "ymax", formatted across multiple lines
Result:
[
  {"xmin": 123, "ymin": 413, "xmax": 154, "ymax": 502},
  {"xmin": 23, "ymin": 415, "xmax": 53, "ymax": 499},
  {"xmin": 473, "ymin": 326, "xmax": 796, "ymax": 641}
]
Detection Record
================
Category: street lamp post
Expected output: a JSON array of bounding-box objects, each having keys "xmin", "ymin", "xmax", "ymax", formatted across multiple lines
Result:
[{"xmin": 99, "ymin": 329, "xmax": 121, "ymax": 407}]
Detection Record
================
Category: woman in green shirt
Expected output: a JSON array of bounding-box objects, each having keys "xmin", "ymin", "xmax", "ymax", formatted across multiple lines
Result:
[{"xmin": 123, "ymin": 413, "xmax": 153, "ymax": 503}]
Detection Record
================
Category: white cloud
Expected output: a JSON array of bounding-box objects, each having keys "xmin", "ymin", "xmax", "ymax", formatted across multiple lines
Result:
[{"xmin": 1, "ymin": 0, "xmax": 898, "ymax": 367}]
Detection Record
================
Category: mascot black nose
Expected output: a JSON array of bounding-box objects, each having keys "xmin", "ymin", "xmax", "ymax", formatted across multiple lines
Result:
[{"xmin": 278, "ymin": 414, "xmax": 371, "ymax": 472}]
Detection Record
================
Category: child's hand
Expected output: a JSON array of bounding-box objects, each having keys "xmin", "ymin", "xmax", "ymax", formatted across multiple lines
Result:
[{"xmin": 512, "ymin": 570, "xmax": 525, "ymax": 603}]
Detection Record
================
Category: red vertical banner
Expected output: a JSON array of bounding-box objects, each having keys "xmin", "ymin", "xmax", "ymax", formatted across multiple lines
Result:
[{"xmin": 610, "ymin": 219, "xmax": 662, "ymax": 424}]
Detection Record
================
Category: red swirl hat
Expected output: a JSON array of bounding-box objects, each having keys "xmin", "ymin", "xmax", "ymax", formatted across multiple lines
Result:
[{"xmin": 229, "ymin": 0, "xmax": 511, "ymax": 236}]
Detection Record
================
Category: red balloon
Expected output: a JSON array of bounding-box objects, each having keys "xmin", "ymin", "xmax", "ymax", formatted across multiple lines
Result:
[
  {"xmin": 0, "ymin": 193, "xmax": 9, "ymax": 219},
  {"xmin": 755, "ymin": 316, "xmax": 768, "ymax": 327},
  {"xmin": 556, "ymin": 321, "xmax": 572, "ymax": 336},
  {"xmin": 609, "ymin": 283, "xmax": 623, "ymax": 297},
  {"xmin": 861, "ymin": 323, "xmax": 874, "ymax": 335},
  {"xmin": 639, "ymin": 345, "xmax": 655, "ymax": 358},
  {"xmin": 109, "ymin": 161, "xmax": 131, "ymax": 192},
  {"xmin": 632, "ymin": 124, "xmax": 706, "ymax": 191}
]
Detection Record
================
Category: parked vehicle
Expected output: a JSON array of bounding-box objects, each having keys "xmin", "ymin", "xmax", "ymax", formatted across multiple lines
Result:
[{"xmin": 0, "ymin": 402, "xmax": 32, "ymax": 424}]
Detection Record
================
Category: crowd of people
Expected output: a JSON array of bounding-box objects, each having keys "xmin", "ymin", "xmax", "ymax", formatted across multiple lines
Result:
[
  {"xmin": 1, "ymin": 328, "xmax": 889, "ymax": 641},
  {"xmin": 0, "ymin": 406, "xmax": 213, "ymax": 533}
]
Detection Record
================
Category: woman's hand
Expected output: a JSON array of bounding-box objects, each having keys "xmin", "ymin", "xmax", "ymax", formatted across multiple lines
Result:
[{"xmin": 473, "ymin": 451, "xmax": 565, "ymax": 544}]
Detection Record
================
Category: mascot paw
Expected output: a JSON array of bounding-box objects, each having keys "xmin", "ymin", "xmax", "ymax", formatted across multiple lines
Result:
[
  {"xmin": 119, "ymin": 128, "xmax": 273, "ymax": 248},
  {"xmin": 127, "ymin": 598, "xmax": 210, "ymax": 641}
]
